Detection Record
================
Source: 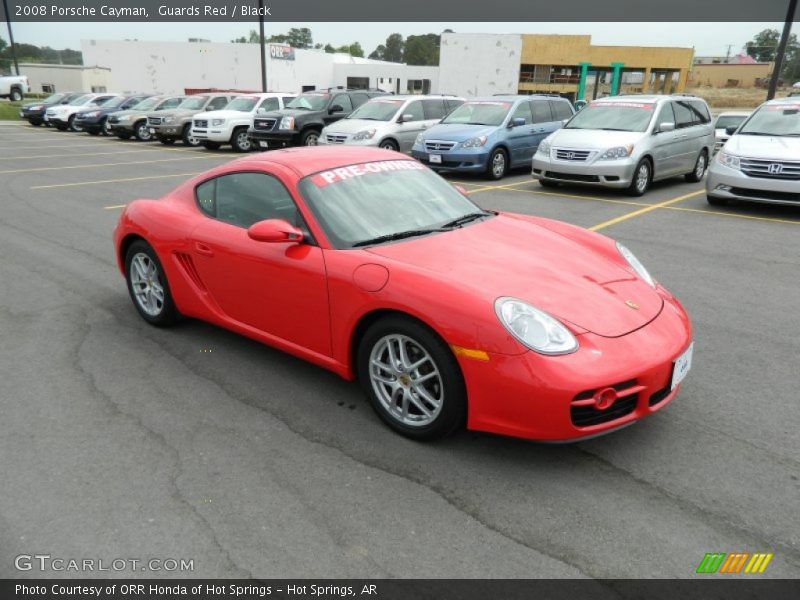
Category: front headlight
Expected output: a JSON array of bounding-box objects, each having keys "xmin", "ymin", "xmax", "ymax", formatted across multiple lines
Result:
[
  {"xmin": 717, "ymin": 151, "xmax": 740, "ymax": 170},
  {"xmin": 352, "ymin": 129, "xmax": 376, "ymax": 141},
  {"xmin": 415, "ymin": 133, "xmax": 424, "ymax": 145},
  {"xmin": 495, "ymin": 297, "xmax": 578, "ymax": 355},
  {"xmin": 536, "ymin": 140, "xmax": 551, "ymax": 155},
  {"xmin": 616, "ymin": 242, "xmax": 656, "ymax": 288},
  {"xmin": 279, "ymin": 117, "xmax": 295, "ymax": 130},
  {"xmin": 118, "ymin": 115, "xmax": 131, "ymax": 121},
  {"xmin": 29, "ymin": 105, "xmax": 42, "ymax": 111},
  {"xmin": 163, "ymin": 116, "xmax": 175, "ymax": 124},
  {"xmin": 461, "ymin": 136, "xmax": 487, "ymax": 148},
  {"xmin": 211, "ymin": 118, "xmax": 225, "ymax": 126},
  {"xmin": 598, "ymin": 145, "xmax": 634, "ymax": 160},
  {"xmin": 83, "ymin": 111, "xmax": 99, "ymax": 118}
]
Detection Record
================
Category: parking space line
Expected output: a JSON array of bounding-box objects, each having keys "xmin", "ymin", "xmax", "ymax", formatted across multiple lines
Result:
[
  {"xmin": 494, "ymin": 185, "xmax": 650, "ymax": 208},
  {"xmin": 588, "ymin": 190, "xmax": 704, "ymax": 231},
  {"xmin": 0, "ymin": 142, "xmax": 126, "ymax": 151},
  {"xmin": 1, "ymin": 154, "xmax": 230, "ymax": 174},
  {"xmin": 665, "ymin": 205, "xmax": 800, "ymax": 226},
  {"xmin": 0, "ymin": 149, "xmax": 156, "ymax": 161},
  {"xmin": 466, "ymin": 180, "xmax": 532, "ymax": 195},
  {"xmin": 31, "ymin": 172, "xmax": 204, "ymax": 190},
  {"xmin": 103, "ymin": 204, "xmax": 128, "ymax": 210}
]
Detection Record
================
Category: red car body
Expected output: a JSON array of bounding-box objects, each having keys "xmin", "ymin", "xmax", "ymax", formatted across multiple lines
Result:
[{"xmin": 113, "ymin": 147, "xmax": 692, "ymax": 441}]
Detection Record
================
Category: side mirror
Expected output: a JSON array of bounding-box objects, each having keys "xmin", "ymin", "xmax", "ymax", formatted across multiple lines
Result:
[
  {"xmin": 256, "ymin": 107, "xmax": 267, "ymax": 114},
  {"xmin": 398, "ymin": 113, "xmax": 415, "ymax": 123},
  {"xmin": 508, "ymin": 117, "xmax": 526, "ymax": 128},
  {"xmin": 247, "ymin": 219, "xmax": 303, "ymax": 244},
  {"xmin": 656, "ymin": 122, "xmax": 676, "ymax": 134},
  {"xmin": 725, "ymin": 125, "xmax": 738, "ymax": 136},
  {"xmin": 328, "ymin": 105, "xmax": 344, "ymax": 114}
]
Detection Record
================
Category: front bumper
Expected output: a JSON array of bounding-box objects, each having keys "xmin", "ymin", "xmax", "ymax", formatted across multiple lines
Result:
[
  {"xmin": 459, "ymin": 291, "xmax": 692, "ymax": 441},
  {"xmin": 707, "ymin": 163, "xmax": 800, "ymax": 206},
  {"xmin": 411, "ymin": 147, "xmax": 490, "ymax": 173},
  {"xmin": 191, "ymin": 126, "xmax": 233, "ymax": 143},
  {"xmin": 21, "ymin": 108, "xmax": 45, "ymax": 122},
  {"xmin": 247, "ymin": 128, "xmax": 301, "ymax": 148},
  {"xmin": 109, "ymin": 121, "xmax": 137, "ymax": 134},
  {"xmin": 150, "ymin": 123, "xmax": 185, "ymax": 140},
  {"xmin": 46, "ymin": 115, "xmax": 69, "ymax": 127},
  {"xmin": 74, "ymin": 116, "xmax": 104, "ymax": 132},
  {"xmin": 532, "ymin": 154, "xmax": 637, "ymax": 189}
]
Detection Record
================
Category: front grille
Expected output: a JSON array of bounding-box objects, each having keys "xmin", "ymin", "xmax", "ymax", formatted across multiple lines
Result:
[
  {"xmin": 255, "ymin": 118, "xmax": 277, "ymax": 131},
  {"xmin": 545, "ymin": 171, "xmax": 601, "ymax": 183},
  {"xmin": 649, "ymin": 386, "xmax": 671, "ymax": 407},
  {"xmin": 326, "ymin": 134, "xmax": 348, "ymax": 144},
  {"xmin": 148, "ymin": 117, "xmax": 162, "ymax": 126},
  {"xmin": 554, "ymin": 148, "xmax": 593, "ymax": 161},
  {"xmin": 729, "ymin": 187, "xmax": 800, "ymax": 203},
  {"xmin": 194, "ymin": 119, "xmax": 208, "ymax": 128},
  {"xmin": 740, "ymin": 158, "xmax": 800, "ymax": 180},
  {"xmin": 425, "ymin": 140, "xmax": 457, "ymax": 152},
  {"xmin": 570, "ymin": 380, "xmax": 639, "ymax": 428}
]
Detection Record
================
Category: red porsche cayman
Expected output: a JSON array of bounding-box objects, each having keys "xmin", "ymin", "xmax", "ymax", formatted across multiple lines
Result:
[{"xmin": 113, "ymin": 146, "xmax": 692, "ymax": 442}]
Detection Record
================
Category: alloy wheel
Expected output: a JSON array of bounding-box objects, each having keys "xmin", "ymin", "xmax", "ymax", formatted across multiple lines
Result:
[{"xmin": 129, "ymin": 252, "xmax": 165, "ymax": 317}]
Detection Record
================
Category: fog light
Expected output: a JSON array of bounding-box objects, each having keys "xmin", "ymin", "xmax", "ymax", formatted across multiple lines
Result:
[{"xmin": 715, "ymin": 184, "xmax": 732, "ymax": 191}]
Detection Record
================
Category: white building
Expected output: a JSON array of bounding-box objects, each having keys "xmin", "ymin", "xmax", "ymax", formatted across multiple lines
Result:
[
  {"xmin": 18, "ymin": 63, "xmax": 112, "ymax": 94},
  {"xmin": 80, "ymin": 39, "xmax": 439, "ymax": 96},
  {"xmin": 438, "ymin": 33, "xmax": 522, "ymax": 97}
]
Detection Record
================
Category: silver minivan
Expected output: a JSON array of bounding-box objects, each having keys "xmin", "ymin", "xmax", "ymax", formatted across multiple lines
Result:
[
  {"xmin": 318, "ymin": 95, "xmax": 464, "ymax": 153},
  {"xmin": 532, "ymin": 94, "xmax": 715, "ymax": 195},
  {"xmin": 706, "ymin": 97, "xmax": 800, "ymax": 207}
]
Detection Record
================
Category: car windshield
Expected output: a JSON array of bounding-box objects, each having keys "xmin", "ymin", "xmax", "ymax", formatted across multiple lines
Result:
[
  {"xmin": 715, "ymin": 115, "xmax": 747, "ymax": 130},
  {"xmin": 286, "ymin": 93, "xmax": 331, "ymax": 111},
  {"xmin": 70, "ymin": 95, "xmax": 92, "ymax": 106},
  {"xmin": 224, "ymin": 96, "xmax": 259, "ymax": 112},
  {"xmin": 565, "ymin": 101, "xmax": 656, "ymax": 132},
  {"xmin": 441, "ymin": 100, "xmax": 513, "ymax": 126},
  {"xmin": 99, "ymin": 96, "xmax": 127, "ymax": 108},
  {"xmin": 179, "ymin": 96, "xmax": 208, "ymax": 110},
  {"xmin": 298, "ymin": 160, "xmax": 487, "ymax": 249},
  {"xmin": 131, "ymin": 97, "xmax": 161, "ymax": 111},
  {"xmin": 42, "ymin": 92, "xmax": 66, "ymax": 103},
  {"xmin": 738, "ymin": 104, "xmax": 800, "ymax": 136},
  {"xmin": 347, "ymin": 99, "xmax": 404, "ymax": 121}
]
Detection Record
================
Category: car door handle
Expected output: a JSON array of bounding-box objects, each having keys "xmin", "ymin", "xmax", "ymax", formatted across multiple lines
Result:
[{"xmin": 194, "ymin": 242, "xmax": 214, "ymax": 257}]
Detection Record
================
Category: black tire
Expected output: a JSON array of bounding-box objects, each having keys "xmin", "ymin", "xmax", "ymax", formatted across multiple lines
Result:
[
  {"xmin": 117, "ymin": 131, "xmax": 132, "ymax": 140},
  {"xmin": 10, "ymin": 88, "xmax": 22, "ymax": 102},
  {"xmin": 685, "ymin": 150, "xmax": 708, "ymax": 183},
  {"xmin": 356, "ymin": 315, "xmax": 466, "ymax": 440},
  {"xmin": 627, "ymin": 158, "xmax": 652, "ymax": 196},
  {"xmin": 67, "ymin": 115, "xmax": 80, "ymax": 132},
  {"xmin": 159, "ymin": 138, "xmax": 176, "ymax": 145},
  {"xmin": 202, "ymin": 141, "xmax": 222, "ymax": 150},
  {"xmin": 230, "ymin": 127, "xmax": 252, "ymax": 152},
  {"xmin": 300, "ymin": 129, "xmax": 321, "ymax": 146},
  {"xmin": 706, "ymin": 195, "xmax": 729, "ymax": 207},
  {"xmin": 538, "ymin": 179, "xmax": 559, "ymax": 188},
  {"xmin": 100, "ymin": 118, "xmax": 111, "ymax": 136},
  {"xmin": 379, "ymin": 139, "xmax": 399, "ymax": 151},
  {"xmin": 134, "ymin": 120, "xmax": 152, "ymax": 141},
  {"xmin": 124, "ymin": 240, "xmax": 180, "ymax": 327},
  {"xmin": 485, "ymin": 147, "xmax": 508, "ymax": 180},
  {"xmin": 182, "ymin": 124, "xmax": 200, "ymax": 147}
]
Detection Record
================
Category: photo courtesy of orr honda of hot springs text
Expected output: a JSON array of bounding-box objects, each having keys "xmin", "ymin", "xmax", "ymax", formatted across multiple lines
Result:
[{"xmin": 114, "ymin": 146, "xmax": 693, "ymax": 442}]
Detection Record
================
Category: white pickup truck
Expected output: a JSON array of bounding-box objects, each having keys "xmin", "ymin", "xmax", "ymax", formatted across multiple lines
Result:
[{"xmin": 0, "ymin": 75, "xmax": 30, "ymax": 101}]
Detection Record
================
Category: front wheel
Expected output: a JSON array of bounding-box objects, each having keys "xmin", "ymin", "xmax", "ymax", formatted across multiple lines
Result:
[
  {"xmin": 379, "ymin": 139, "xmax": 399, "ymax": 151},
  {"xmin": 485, "ymin": 148, "xmax": 508, "ymax": 180},
  {"xmin": 685, "ymin": 150, "xmax": 708, "ymax": 182},
  {"xmin": 68, "ymin": 115, "xmax": 81, "ymax": 132},
  {"xmin": 101, "ymin": 118, "xmax": 111, "ymax": 136},
  {"xmin": 627, "ymin": 158, "xmax": 652, "ymax": 196},
  {"xmin": 124, "ymin": 240, "xmax": 180, "ymax": 327},
  {"xmin": 231, "ymin": 127, "xmax": 252, "ymax": 152},
  {"xmin": 134, "ymin": 120, "xmax": 152, "ymax": 141},
  {"xmin": 300, "ymin": 129, "xmax": 320, "ymax": 146},
  {"xmin": 182, "ymin": 124, "xmax": 200, "ymax": 147},
  {"xmin": 357, "ymin": 316, "xmax": 466, "ymax": 440}
]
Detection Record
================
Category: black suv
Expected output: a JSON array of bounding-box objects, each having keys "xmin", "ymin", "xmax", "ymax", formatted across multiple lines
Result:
[{"xmin": 248, "ymin": 88, "xmax": 387, "ymax": 148}]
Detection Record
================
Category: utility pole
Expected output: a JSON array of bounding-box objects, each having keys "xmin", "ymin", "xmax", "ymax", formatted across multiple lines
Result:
[
  {"xmin": 767, "ymin": 0, "xmax": 798, "ymax": 100},
  {"xmin": 258, "ymin": 0, "xmax": 267, "ymax": 92},
  {"xmin": 2, "ymin": 0, "xmax": 20, "ymax": 75}
]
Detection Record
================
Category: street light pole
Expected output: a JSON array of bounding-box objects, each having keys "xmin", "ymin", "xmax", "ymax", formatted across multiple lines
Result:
[
  {"xmin": 2, "ymin": 0, "xmax": 20, "ymax": 75},
  {"xmin": 258, "ymin": 0, "xmax": 267, "ymax": 92},
  {"xmin": 767, "ymin": 0, "xmax": 798, "ymax": 100}
]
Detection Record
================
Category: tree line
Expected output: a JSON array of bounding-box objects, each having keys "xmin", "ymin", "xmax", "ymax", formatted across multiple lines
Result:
[{"xmin": 0, "ymin": 37, "xmax": 82, "ymax": 73}]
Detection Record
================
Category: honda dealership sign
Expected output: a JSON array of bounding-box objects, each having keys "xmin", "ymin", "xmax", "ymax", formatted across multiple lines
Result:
[{"xmin": 269, "ymin": 44, "xmax": 296, "ymax": 61}]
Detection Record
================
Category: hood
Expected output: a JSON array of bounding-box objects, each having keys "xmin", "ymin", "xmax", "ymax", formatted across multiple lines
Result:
[
  {"xmin": 257, "ymin": 108, "xmax": 321, "ymax": 120},
  {"xmin": 152, "ymin": 108, "xmax": 201, "ymax": 119},
  {"xmin": 724, "ymin": 134, "xmax": 800, "ymax": 159},
  {"xmin": 110, "ymin": 108, "xmax": 152, "ymax": 117},
  {"xmin": 366, "ymin": 214, "xmax": 663, "ymax": 338},
  {"xmin": 324, "ymin": 118, "xmax": 390, "ymax": 134},
  {"xmin": 422, "ymin": 123, "xmax": 498, "ymax": 141},
  {"xmin": 547, "ymin": 128, "xmax": 646, "ymax": 149},
  {"xmin": 201, "ymin": 109, "xmax": 252, "ymax": 120}
]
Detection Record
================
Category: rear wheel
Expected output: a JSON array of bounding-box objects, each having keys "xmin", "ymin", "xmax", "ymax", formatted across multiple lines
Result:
[
  {"xmin": 124, "ymin": 240, "xmax": 180, "ymax": 327},
  {"xmin": 231, "ymin": 127, "xmax": 252, "ymax": 152},
  {"xmin": 202, "ymin": 141, "xmax": 221, "ymax": 150},
  {"xmin": 627, "ymin": 158, "xmax": 652, "ymax": 196},
  {"xmin": 182, "ymin": 124, "xmax": 200, "ymax": 147},
  {"xmin": 685, "ymin": 150, "xmax": 708, "ymax": 182},
  {"xmin": 485, "ymin": 148, "xmax": 508, "ymax": 180},
  {"xmin": 134, "ymin": 120, "xmax": 152, "ymax": 141},
  {"xmin": 300, "ymin": 129, "xmax": 320, "ymax": 146},
  {"xmin": 10, "ymin": 88, "xmax": 22, "ymax": 102}
]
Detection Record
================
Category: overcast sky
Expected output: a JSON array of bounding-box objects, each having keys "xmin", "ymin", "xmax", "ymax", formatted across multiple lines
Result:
[{"xmin": 5, "ymin": 22, "xmax": 789, "ymax": 57}]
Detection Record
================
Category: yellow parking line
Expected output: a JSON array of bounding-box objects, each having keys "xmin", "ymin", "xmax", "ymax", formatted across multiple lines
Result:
[
  {"xmin": 103, "ymin": 204, "xmax": 127, "ymax": 210},
  {"xmin": 466, "ymin": 179, "xmax": 532, "ymax": 195},
  {"xmin": 0, "ymin": 149, "xmax": 155, "ymax": 161},
  {"xmin": 588, "ymin": 190, "xmax": 704, "ymax": 231},
  {"xmin": 1, "ymin": 154, "xmax": 229, "ymax": 174},
  {"xmin": 31, "ymin": 172, "xmax": 203, "ymax": 190},
  {"xmin": 665, "ymin": 205, "xmax": 800, "ymax": 226},
  {"xmin": 494, "ymin": 185, "xmax": 650, "ymax": 208}
]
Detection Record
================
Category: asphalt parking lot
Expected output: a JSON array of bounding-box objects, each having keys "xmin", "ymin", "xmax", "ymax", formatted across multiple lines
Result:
[{"xmin": 0, "ymin": 121, "xmax": 798, "ymax": 580}]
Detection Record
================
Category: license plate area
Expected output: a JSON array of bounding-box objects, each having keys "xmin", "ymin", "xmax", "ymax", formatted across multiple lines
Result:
[
  {"xmin": 429, "ymin": 154, "xmax": 442, "ymax": 164},
  {"xmin": 671, "ymin": 342, "xmax": 693, "ymax": 390}
]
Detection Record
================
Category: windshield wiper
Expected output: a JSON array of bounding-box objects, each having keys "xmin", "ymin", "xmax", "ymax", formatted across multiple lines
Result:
[
  {"xmin": 440, "ymin": 212, "xmax": 491, "ymax": 229},
  {"xmin": 739, "ymin": 131, "xmax": 776, "ymax": 136},
  {"xmin": 598, "ymin": 127, "xmax": 631, "ymax": 131},
  {"xmin": 352, "ymin": 228, "xmax": 451, "ymax": 248}
]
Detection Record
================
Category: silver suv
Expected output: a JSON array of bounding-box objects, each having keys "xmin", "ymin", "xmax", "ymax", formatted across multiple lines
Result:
[
  {"xmin": 318, "ymin": 95, "xmax": 464, "ymax": 153},
  {"xmin": 532, "ymin": 94, "xmax": 715, "ymax": 196},
  {"xmin": 706, "ymin": 97, "xmax": 800, "ymax": 207}
]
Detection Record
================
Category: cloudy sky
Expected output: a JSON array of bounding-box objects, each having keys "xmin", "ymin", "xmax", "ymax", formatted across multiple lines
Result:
[{"xmin": 6, "ymin": 22, "xmax": 788, "ymax": 57}]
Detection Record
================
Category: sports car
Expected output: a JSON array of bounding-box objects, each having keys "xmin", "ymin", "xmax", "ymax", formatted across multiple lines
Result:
[{"xmin": 113, "ymin": 146, "xmax": 692, "ymax": 441}]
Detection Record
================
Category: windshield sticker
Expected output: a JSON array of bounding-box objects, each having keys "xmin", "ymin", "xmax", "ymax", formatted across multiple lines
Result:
[
  {"xmin": 372, "ymin": 99, "xmax": 404, "ymax": 104},
  {"xmin": 591, "ymin": 102, "xmax": 654, "ymax": 109},
  {"xmin": 765, "ymin": 104, "xmax": 800, "ymax": 111},
  {"xmin": 311, "ymin": 160, "xmax": 425, "ymax": 187},
  {"xmin": 465, "ymin": 101, "xmax": 511, "ymax": 108}
]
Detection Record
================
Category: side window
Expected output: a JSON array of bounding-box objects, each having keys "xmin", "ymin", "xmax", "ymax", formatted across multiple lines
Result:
[
  {"xmin": 92, "ymin": 96, "xmax": 112, "ymax": 106},
  {"xmin": 403, "ymin": 100, "xmax": 424, "ymax": 121},
  {"xmin": 421, "ymin": 99, "xmax": 447, "ymax": 120},
  {"xmin": 195, "ymin": 172, "xmax": 299, "ymax": 229},
  {"xmin": 688, "ymin": 100, "xmax": 711, "ymax": 124},
  {"xmin": 208, "ymin": 96, "xmax": 229, "ymax": 110},
  {"xmin": 281, "ymin": 96, "xmax": 295, "ymax": 107},
  {"xmin": 509, "ymin": 101, "xmax": 533, "ymax": 124},
  {"xmin": 531, "ymin": 101, "xmax": 553, "ymax": 124},
  {"xmin": 550, "ymin": 100, "xmax": 573, "ymax": 121},
  {"xmin": 673, "ymin": 101, "xmax": 696, "ymax": 129},
  {"xmin": 655, "ymin": 102, "xmax": 676, "ymax": 128},
  {"xmin": 352, "ymin": 93, "xmax": 370, "ymax": 108},
  {"xmin": 121, "ymin": 98, "xmax": 138, "ymax": 109},
  {"xmin": 444, "ymin": 98, "xmax": 464, "ymax": 113},
  {"xmin": 331, "ymin": 95, "xmax": 353, "ymax": 113},
  {"xmin": 259, "ymin": 97, "xmax": 280, "ymax": 112},
  {"xmin": 159, "ymin": 98, "xmax": 183, "ymax": 110}
]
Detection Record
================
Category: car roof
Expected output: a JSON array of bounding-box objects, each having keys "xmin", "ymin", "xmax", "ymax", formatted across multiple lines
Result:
[
  {"xmin": 232, "ymin": 146, "xmax": 407, "ymax": 178},
  {"xmin": 716, "ymin": 111, "xmax": 751, "ymax": 116},
  {"xmin": 765, "ymin": 96, "xmax": 800, "ymax": 105}
]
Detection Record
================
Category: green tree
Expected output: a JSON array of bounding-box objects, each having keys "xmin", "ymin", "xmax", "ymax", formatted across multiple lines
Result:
[
  {"xmin": 745, "ymin": 28, "xmax": 798, "ymax": 63},
  {"xmin": 383, "ymin": 33, "xmax": 404, "ymax": 62},
  {"xmin": 324, "ymin": 43, "xmax": 336, "ymax": 54},
  {"xmin": 403, "ymin": 34, "xmax": 440, "ymax": 66},
  {"xmin": 368, "ymin": 44, "xmax": 386, "ymax": 60}
]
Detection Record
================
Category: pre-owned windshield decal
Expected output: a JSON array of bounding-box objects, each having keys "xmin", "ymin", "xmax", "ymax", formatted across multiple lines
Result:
[{"xmin": 311, "ymin": 160, "xmax": 425, "ymax": 187}]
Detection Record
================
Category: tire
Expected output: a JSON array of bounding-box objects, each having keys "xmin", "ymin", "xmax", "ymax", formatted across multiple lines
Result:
[
  {"xmin": 202, "ymin": 141, "xmax": 221, "ymax": 150},
  {"xmin": 231, "ymin": 127, "xmax": 252, "ymax": 152},
  {"xmin": 379, "ymin": 139, "xmax": 399, "ymax": 151},
  {"xmin": 182, "ymin": 124, "xmax": 200, "ymax": 147},
  {"xmin": 10, "ymin": 88, "xmax": 22, "ymax": 102},
  {"xmin": 300, "ymin": 129, "xmax": 321, "ymax": 146},
  {"xmin": 101, "ymin": 118, "xmax": 111, "ymax": 136},
  {"xmin": 706, "ymin": 195, "xmax": 729, "ymax": 206},
  {"xmin": 539, "ymin": 179, "xmax": 559, "ymax": 188},
  {"xmin": 685, "ymin": 150, "xmax": 708, "ymax": 183},
  {"xmin": 124, "ymin": 240, "xmax": 180, "ymax": 327},
  {"xmin": 485, "ymin": 147, "xmax": 508, "ymax": 180},
  {"xmin": 67, "ymin": 115, "xmax": 81, "ymax": 132},
  {"xmin": 117, "ymin": 131, "xmax": 132, "ymax": 140},
  {"xmin": 627, "ymin": 158, "xmax": 652, "ymax": 196},
  {"xmin": 159, "ymin": 138, "xmax": 176, "ymax": 145},
  {"xmin": 356, "ymin": 315, "xmax": 466, "ymax": 440},
  {"xmin": 134, "ymin": 120, "xmax": 152, "ymax": 141}
]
